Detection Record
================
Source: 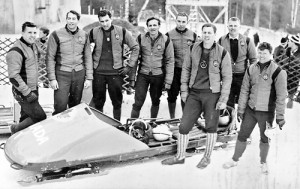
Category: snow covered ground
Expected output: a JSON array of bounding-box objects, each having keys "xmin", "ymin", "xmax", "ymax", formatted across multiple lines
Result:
[
  {"xmin": 0, "ymin": 91, "xmax": 300, "ymax": 189},
  {"xmin": 0, "ymin": 20, "xmax": 298, "ymax": 189}
]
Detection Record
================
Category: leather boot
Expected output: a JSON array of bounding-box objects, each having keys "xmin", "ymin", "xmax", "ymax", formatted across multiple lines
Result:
[
  {"xmin": 197, "ymin": 133, "xmax": 217, "ymax": 169},
  {"xmin": 131, "ymin": 109, "xmax": 140, "ymax": 118},
  {"xmin": 168, "ymin": 102, "xmax": 176, "ymax": 119},
  {"xmin": 162, "ymin": 134, "xmax": 189, "ymax": 165},
  {"xmin": 113, "ymin": 108, "xmax": 121, "ymax": 121},
  {"xmin": 150, "ymin": 105, "xmax": 159, "ymax": 118}
]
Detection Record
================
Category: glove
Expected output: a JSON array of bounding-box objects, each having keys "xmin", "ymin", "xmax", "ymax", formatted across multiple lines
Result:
[
  {"xmin": 118, "ymin": 66, "xmax": 132, "ymax": 76},
  {"xmin": 276, "ymin": 119, "xmax": 285, "ymax": 130},
  {"xmin": 237, "ymin": 113, "xmax": 244, "ymax": 122},
  {"xmin": 162, "ymin": 83, "xmax": 171, "ymax": 92},
  {"xmin": 25, "ymin": 91, "xmax": 38, "ymax": 103}
]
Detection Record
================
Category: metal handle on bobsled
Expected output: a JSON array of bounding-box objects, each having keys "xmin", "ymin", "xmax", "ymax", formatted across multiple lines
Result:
[
  {"xmin": 0, "ymin": 143, "xmax": 5, "ymax": 149},
  {"xmin": 10, "ymin": 162, "xmax": 23, "ymax": 170}
]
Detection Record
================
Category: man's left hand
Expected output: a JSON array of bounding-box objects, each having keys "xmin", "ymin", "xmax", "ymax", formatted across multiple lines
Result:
[
  {"xmin": 163, "ymin": 83, "xmax": 171, "ymax": 92},
  {"xmin": 216, "ymin": 102, "xmax": 226, "ymax": 110},
  {"xmin": 118, "ymin": 66, "xmax": 132, "ymax": 76},
  {"xmin": 84, "ymin": 80, "xmax": 92, "ymax": 89}
]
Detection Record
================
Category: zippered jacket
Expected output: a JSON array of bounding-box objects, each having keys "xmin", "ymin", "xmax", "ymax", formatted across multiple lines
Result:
[
  {"xmin": 133, "ymin": 32, "xmax": 175, "ymax": 85},
  {"xmin": 238, "ymin": 61, "xmax": 287, "ymax": 119},
  {"xmin": 6, "ymin": 38, "xmax": 39, "ymax": 96},
  {"xmin": 181, "ymin": 42, "xmax": 232, "ymax": 103},
  {"xmin": 89, "ymin": 25, "xmax": 139, "ymax": 72},
  {"xmin": 219, "ymin": 33, "xmax": 257, "ymax": 73},
  {"xmin": 46, "ymin": 27, "xmax": 93, "ymax": 81},
  {"xmin": 166, "ymin": 28, "xmax": 197, "ymax": 68}
]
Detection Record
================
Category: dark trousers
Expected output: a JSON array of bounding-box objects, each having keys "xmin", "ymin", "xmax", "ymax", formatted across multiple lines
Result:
[
  {"xmin": 132, "ymin": 73, "xmax": 164, "ymax": 111},
  {"xmin": 53, "ymin": 69, "xmax": 85, "ymax": 115},
  {"xmin": 167, "ymin": 67, "xmax": 181, "ymax": 103},
  {"xmin": 238, "ymin": 106, "xmax": 274, "ymax": 143},
  {"xmin": 92, "ymin": 74, "xmax": 124, "ymax": 112},
  {"xmin": 179, "ymin": 90, "xmax": 220, "ymax": 134},
  {"xmin": 13, "ymin": 89, "xmax": 46, "ymax": 123},
  {"xmin": 227, "ymin": 73, "xmax": 244, "ymax": 108}
]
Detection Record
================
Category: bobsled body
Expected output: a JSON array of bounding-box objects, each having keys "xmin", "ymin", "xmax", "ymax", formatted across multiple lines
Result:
[{"xmin": 4, "ymin": 103, "xmax": 149, "ymax": 172}]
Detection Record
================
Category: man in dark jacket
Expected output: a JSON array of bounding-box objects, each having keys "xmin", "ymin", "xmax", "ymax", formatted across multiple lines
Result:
[
  {"xmin": 273, "ymin": 37, "xmax": 288, "ymax": 63},
  {"xmin": 46, "ymin": 10, "xmax": 93, "ymax": 115},
  {"xmin": 165, "ymin": 12, "xmax": 198, "ymax": 118},
  {"xmin": 130, "ymin": 17, "xmax": 174, "ymax": 119},
  {"xmin": 223, "ymin": 42, "xmax": 287, "ymax": 174},
  {"xmin": 162, "ymin": 23, "xmax": 232, "ymax": 169},
  {"xmin": 6, "ymin": 22, "xmax": 46, "ymax": 134},
  {"xmin": 89, "ymin": 9, "xmax": 139, "ymax": 121}
]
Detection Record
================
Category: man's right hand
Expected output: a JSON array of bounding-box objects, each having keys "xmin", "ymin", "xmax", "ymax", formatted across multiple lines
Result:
[
  {"xmin": 50, "ymin": 80, "xmax": 59, "ymax": 90},
  {"xmin": 181, "ymin": 91, "xmax": 188, "ymax": 103},
  {"xmin": 25, "ymin": 91, "xmax": 38, "ymax": 103},
  {"xmin": 237, "ymin": 113, "xmax": 244, "ymax": 122}
]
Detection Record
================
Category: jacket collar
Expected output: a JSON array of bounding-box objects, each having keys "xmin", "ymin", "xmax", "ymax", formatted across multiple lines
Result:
[
  {"xmin": 145, "ymin": 31, "xmax": 162, "ymax": 40},
  {"xmin": 101, "ymin": 25, "xmax": 114, "ymax": 32},
  {"xmin": 65, "ymin": 25, "xmax": 79, "ymax": 35},
  {"xmin": 20, "ymin": 37, "xmax": 32, "ymax": 47},
  {"xmin": 199, "ymin": 41, "xmax": 217, "ymax": 50},
  {"xmin": 175, "ymin": 28, "xmax": 188, "ymax": 34}
]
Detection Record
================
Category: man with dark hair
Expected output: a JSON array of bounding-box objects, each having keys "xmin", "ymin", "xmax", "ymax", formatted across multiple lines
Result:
[
  {"xmin": 223, "ymin": 42, "xmax": 287, "ymax": 174},
  {"xmin": 218, "ymin": 17, "xmax": 257, "ymax": 128},
  {"xmin": 6, "ymin": 21, "xmax": 47, "ymax": 134},
  {"xmin": 130, "ymin": 17, "xmax": 174, "ymax": 119},
  {"xmin": 89, "ymin": 9, "xmax": 139, "ymax": 121},
  {"xmin": 273, "ymin": 37, "xmax": 289, "ymax": 63},
  {"xmin": 46, "ymin": 10, "xmax": 93, "ymax": 115},
  {"xmin": 162, "ymin": 23, "xmax": 232, "ymax": 168},
  {"xmin": 36, "ymin": 26, "xmax": 50, "ymax": 87},
  {"xmin": 165, "ymin": 12, "xmax": 198, "ymax": 118}
]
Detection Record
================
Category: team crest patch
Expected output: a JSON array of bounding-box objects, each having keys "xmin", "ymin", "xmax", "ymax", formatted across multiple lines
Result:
[
  {"xmin": 263, "ymin": 73, "xmax": 269, "ymax": 80},
  {"xmin": 200, "ymin": 60, "xmax": 207, "ymax": 68},
  {"xmin": 115, "ymin": 34, "xmax": 120, "ymax": 40},
  {"xmin": 78, "ymin": 36, "xmax": 83, "ymax": 43},
  {"xmin": 213, "ymin": 60, "xmax": 219, "ymax": 67},
  {"xmin": 157, "ymin": 44, "xmax": 162, "ymax": 50}
]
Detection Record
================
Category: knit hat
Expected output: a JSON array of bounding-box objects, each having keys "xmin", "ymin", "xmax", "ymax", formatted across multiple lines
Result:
[
  {"xmin": 289, "ymin": 34, "xmax": 300, "ymax": 45},
  {"xmin": 280, "ymin": 37, "xmax": 288, "ymax": 44}
]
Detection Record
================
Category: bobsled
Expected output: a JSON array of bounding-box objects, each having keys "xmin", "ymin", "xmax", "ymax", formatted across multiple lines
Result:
[{"xmin": 2, "ymin": 103, "xmax": 237, "ymax": 183}]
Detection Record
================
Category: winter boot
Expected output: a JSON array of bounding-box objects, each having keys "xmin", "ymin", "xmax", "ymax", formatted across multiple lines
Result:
[
  {"xmin": 12, "ymin": 117, "xmax": 35, "ymax": 133},
  {"xmin": 162, "ymin": 134, "xmax": 189, "ymax": 165},
  {"xmin": 131, "ymin": 109, "xmax": 140, "ymax": 118},
  {"xmin": 197, "ymin": 133, "xmax": 217, "ymax": 169},
  {"xmin": 150, "ymin": 105, "xmax": 159, "ymax": 118},
  {"xmin": 113, "ymin": 108, "xmax": 121, "ymax": 121},
  {"xmin": 168, "ymin": 102, "xmax": 176, "ymax": 119}
]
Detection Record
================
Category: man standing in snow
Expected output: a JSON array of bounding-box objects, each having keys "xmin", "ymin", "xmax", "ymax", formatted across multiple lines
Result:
[{"xmin": 162, "ymin": 23, "xmax": 232, "ymax": 169}]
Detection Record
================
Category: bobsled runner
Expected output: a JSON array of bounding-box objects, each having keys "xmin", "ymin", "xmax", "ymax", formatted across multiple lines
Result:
[{"xmin": 1, "ymin": 103, "xmax": 237, "ymax": 184}]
